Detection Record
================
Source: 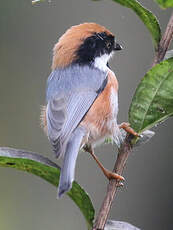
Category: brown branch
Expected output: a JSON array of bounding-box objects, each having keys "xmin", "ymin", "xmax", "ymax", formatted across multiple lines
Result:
[
  {"xmin": 93, "ymin": 135, "xmax": 133, "ymax": 230},
  {"xmin": 92, "ymin": 11, "xmax": 173, "ymax": 230},
  {"xmin": 153, "ymin": 12, "xmax": 173, "ymax": 66}
]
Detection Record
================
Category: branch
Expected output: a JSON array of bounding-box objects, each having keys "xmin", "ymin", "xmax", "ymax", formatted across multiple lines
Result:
[
  {"xmin": 153, "ymin": 12, "xmax": 173, "ymax": 66},
  {"xmin": 92, "ymin": 11, "xmax": 173, "ymax": 230}
]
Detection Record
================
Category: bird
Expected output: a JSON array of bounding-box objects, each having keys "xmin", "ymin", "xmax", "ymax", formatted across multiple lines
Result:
[{"xmin": 41, "ymin": 22, "xmax": 139, "ymax": 198}]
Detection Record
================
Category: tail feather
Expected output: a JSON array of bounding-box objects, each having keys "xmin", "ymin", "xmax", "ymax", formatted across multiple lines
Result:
[{"xmin": 57, "ymin": 127, "xmax": 85, "ymax": 198}]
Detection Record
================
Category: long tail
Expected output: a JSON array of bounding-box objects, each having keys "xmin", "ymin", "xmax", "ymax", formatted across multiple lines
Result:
[{"xmin": 57, "ymin": 127, "xmax": 85, "ymax": 198}]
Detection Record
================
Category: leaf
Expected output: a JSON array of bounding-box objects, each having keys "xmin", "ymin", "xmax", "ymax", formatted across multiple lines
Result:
[
  {"xmin": 110, "ymin": 0, "xmax": 161, "ymax": 50},
  {"xmin": 104, "ymin": 137, "xmax": 114, "ymax": 144},
  {"xmin": 129, "ymin": 58, "xmax": 173, "ymax": 133},
  {"xmin": 0, "ymin": 147, "xmax": 95, "ymax": 228},
  {"xmin": 105, "ymin": 220, "xmax": 141, "ymax": 230},
  {"xmin": 134, "ymin": 130, "xmax": 155, "ymax": 147},
  {"xmin": 164, "ymin": 50, "xmax": 173, "ymax": 60},
  {"xmin": 154, "ymin": 0, "xmax": 173, "ymax": 9},
  {"xmin": 32, "ymin": 0, "xmax": 45, "ymax": 5}
]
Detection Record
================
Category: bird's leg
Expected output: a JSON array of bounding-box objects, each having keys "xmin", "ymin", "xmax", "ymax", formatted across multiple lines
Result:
[
  {"xmin": 84, "ymin": 145, "xmax": 124, "ymax": 182},
  {"xmin": 119, "ymin": 122, "xmax": 140, "ymax": 137}
]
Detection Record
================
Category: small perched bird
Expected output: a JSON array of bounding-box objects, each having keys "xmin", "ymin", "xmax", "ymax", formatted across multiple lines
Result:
[{"xmin": 41, "ymin": 23, "xmax": 138, "ymax": 198}]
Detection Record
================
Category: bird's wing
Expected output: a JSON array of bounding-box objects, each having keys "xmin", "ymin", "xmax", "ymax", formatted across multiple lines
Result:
[{"xmin": 46, "ymin": 65, "xmax": 108, "ymax": 158}]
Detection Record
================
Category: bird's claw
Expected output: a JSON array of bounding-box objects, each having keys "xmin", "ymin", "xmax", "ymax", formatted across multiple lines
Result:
[
  {"xmin": 119, "ymin": 122, "xmax": 140, "ymax": 137},
  {"xmin": 105, "ymin": 170, "xmax": 125, "ymax": 181}
]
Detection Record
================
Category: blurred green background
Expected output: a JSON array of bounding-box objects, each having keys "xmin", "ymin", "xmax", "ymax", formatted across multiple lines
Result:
[{"xmin": 0, "ymin": 0, "xmax": 173, "ymax": 229}]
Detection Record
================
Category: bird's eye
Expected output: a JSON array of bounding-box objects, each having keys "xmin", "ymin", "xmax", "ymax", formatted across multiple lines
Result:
[{"xmin": 106, "ymin": 41, "xmax": 112, "ymax": 49}]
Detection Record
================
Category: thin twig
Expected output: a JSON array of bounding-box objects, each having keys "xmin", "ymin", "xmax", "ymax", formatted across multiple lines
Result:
[
  {"xmin": 93, "ymin": 135, "xmax": 133, "ymax": 230},
  {"xmin": 92, "ymin": 11, "xmax": 173, "ymax": 230},
  {"xmin": 153, "ymin": 12, "xmax": 173, "ymax": 66}
]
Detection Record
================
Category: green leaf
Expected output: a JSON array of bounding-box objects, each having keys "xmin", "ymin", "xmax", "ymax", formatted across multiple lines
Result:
[
  {"xmin": 129, "ymin": 58, "xmax": 173, "ymax": 133},
  {"xmin": 104, "ymin": 137, "xmax": 114, "ymax": 144},
  {"xmin": 154, "ymin": 0, "xmax": 173, "ymax": 9},
  {"xmin": 110, "ymin": 0, "xmax": 161, "ymax": 50},
  {"xmin": 0, "ymin": 147, "xmax": 95, "ymax": 228}
]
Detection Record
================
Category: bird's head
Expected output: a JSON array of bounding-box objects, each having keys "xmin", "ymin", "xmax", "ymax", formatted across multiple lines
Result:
[{"xmin": 52, "ymin": 23, "xmax": 122, "ymax": 72}]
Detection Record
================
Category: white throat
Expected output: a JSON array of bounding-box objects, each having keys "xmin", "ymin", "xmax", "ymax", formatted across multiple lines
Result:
[{"xmin": 94, "ymin": 53, "xmax": 112, "ymax": 72}]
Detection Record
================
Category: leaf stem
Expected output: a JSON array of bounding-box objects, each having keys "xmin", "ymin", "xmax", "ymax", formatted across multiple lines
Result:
[{"xmin": 92, "ymin": 10, "xmax": 173, "ymax": 230}]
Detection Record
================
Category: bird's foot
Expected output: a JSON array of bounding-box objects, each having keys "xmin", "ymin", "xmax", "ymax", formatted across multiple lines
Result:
[
  {"xmin": 103, "ymin": 168, "xmax": 125, "ymax": 182},
  {"xmin": 119, "ymin": 122, "xmax": 140, "ymax": 137},
  {"xmin": 84, "ymin": 144, "xmax": 125, "ymax": 185}
]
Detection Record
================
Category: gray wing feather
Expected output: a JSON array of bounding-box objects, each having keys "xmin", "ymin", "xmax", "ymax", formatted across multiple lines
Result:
[
  {"xmin": 60, "ymin": 91, "xmax": 96, "ymax": 141},
  {"xmin": 46, "ymin": 65, "xmax": 107, "ymax": 158},
  {"xmin": 47, "ymin": 97, "xmax": 66, "ymax": 141}
]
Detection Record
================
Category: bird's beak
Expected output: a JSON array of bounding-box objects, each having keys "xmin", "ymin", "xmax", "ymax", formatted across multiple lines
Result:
[{"xmin": 114, "ymin": 43, "xmax": 123, "ymax": 51}]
